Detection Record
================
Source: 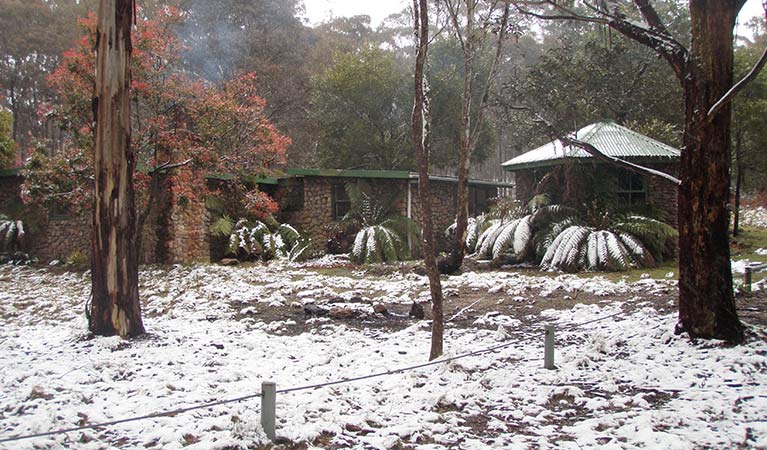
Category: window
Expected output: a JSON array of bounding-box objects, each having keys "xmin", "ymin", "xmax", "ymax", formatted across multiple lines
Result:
[
  {"xmin": 616, "ymin": 170, "xmax": 647, "ymax": 205},
  {"xmin": 332, "ymin": 183, "xmax": 351, "ymax": 220},
  {"xmin": 281, "ymin": 179, "xmax": 304, "ymax": 212}
]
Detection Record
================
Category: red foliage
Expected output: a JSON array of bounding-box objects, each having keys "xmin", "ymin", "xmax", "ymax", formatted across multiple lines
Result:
[{"xmin": 25, "ymin": 7, "xmax": 289, "ymax": 221}]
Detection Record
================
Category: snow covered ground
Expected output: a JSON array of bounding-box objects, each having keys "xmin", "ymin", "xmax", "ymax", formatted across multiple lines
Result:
[{"xmin": 1, "ymin": 262, "xmax": 766, "ymax": 449}]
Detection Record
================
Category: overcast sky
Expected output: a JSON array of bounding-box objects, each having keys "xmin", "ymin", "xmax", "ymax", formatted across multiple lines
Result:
[
  {"xmin": 302, "ymin": 0, "xmax": 409, "ymax": 27},
  {"xmin": 302, "ymin": 0, "xmax": 764, "ymax": 29}
]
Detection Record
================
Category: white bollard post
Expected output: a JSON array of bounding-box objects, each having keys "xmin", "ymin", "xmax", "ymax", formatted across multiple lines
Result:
[
  {"xmin": 544, "ymin": 325, "xmax": 556, "ymax": 370},
  {"xmin": 261, "ymin": 381, "xmax": 276, "ymax": 441}
]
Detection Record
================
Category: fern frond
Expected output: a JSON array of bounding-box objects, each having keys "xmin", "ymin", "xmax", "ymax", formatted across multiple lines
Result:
[
  {"xmin": 351, "ymin": 228, "xmax": 368, "ymax": 263},
  {"xmin": 586, "ymin": 232, "xmax": 599, "ymax": 270},
  {"xmin": 209, "ymin": 215, "xmax": 234, "ymax": 237},
  {"xmin": 477, "ymin": 221, "xmax": 506, "ymax": 259},
  {"xmin": 491, "ymin": 219, "xmax": 519, "ymax": 260},
  {"xmin": 618, "ymin": 232, "xmax": 655, "ymax": 267},
  {"xmin": 604, "ymin": 231, "xmax": 628, "ymax": 271},
  {"xmin": 475, "ymin": 219, "xmax": 501, "ymax": 258},
  {"xmin": 512, "ymin": 216, "xmax": 533, "ymax": 255}
]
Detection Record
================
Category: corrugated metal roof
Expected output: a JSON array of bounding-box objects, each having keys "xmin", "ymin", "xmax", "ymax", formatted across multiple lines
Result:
[{"xmin": 502, "ymin": 122, "xmax": 680, "ymax": 171}]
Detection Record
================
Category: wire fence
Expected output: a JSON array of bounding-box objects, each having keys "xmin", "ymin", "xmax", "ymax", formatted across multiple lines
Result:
[{"xmin": 0, "ymin": 310, "xmax": 629, "ymax": 445}]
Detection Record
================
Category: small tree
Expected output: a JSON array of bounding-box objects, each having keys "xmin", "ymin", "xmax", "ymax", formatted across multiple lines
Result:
[
  {"xmin": 413, "ymin": 0, "xmax": 446, "ymax": 360},
  {"xmin": 440, "ymin": 0, "xmax": 512, "ymax": 274}
]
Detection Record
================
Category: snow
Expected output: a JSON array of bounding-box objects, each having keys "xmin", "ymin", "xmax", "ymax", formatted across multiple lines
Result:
[{"xmin": 1, "ymin": 263, "xmax": 766, "ymax": 449}]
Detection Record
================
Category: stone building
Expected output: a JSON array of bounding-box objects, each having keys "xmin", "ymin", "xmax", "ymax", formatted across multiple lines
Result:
[
  {"xmin": 271, "ymin": 169, "xmax": 509, "ymax": 252},
  {"xmin": 0, "ymin": 168, "xmax": 209, "ymax": 264},
  {"xmin": 1, "ymin": 166, "xmax": 510, "ymax": 263},
  {"xmin": 502, "ymin": 122, "xmax": 680, "ymax": 226}
]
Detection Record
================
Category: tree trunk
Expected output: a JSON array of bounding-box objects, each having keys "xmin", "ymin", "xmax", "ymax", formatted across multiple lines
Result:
[
  {"xmin": 677, "ymin": 0, "xmax": 743, "ymax": 343},
  {"xmin": 733, "ymin": 130, "xmax": 743, "ymax": 237},
  {"xmin": 412, "ymin": 0, "xmax": 445, "ymax": 360},
  {"xmin": 90, "ymin": 0, "xmax": 145, "ymax": 338}
]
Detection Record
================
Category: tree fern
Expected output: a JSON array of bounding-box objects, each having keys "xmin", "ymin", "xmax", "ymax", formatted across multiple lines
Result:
[{"xmin": 0, "ymin": 218, "xmax": 26, "ymax": 253}]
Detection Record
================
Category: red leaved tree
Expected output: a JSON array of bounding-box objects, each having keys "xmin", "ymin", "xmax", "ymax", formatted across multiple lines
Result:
[{"xmin": 23, "ymin": 7, "xmax": 289, "ymax": 254}]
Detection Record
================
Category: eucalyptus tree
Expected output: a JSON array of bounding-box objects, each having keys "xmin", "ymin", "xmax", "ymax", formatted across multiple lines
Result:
[
  {"xmin": 514, "ymin": 0, "xmax": 767, "ymax": 343},
  {"xmin": 90, "ymin": 0, "xmax": 144, "ymax": 337}
]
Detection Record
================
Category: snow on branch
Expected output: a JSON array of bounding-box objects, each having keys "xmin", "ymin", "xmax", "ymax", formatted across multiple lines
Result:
[
  {"xmin": 560, "ymin": 136, "xmax": 681, "ymax": 186},
  {"xmin": 708, "ymin": 43, "xmax": 767, "ymax": 121}
]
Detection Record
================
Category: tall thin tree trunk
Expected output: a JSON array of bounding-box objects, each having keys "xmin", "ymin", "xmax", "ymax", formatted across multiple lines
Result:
[
  {"xmin": 413, "ymin": 0, "xmax": 445, "ymax": 360},
  {"xmin": 90, "ymin": 0, "xmax": 145, "ymax": 337},
  {"xmin": 677, "ymin": 0, "xmax": 743, "ymax": 343},
  {"xmin": 733, "ymin": 130, "xmax": 743, "ymax": 237}
]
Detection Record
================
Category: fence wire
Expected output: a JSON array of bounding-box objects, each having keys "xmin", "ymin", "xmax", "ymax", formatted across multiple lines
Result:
[{"xmin": 0, "ymin": 310, "xmax": 627, "ymax": 444}]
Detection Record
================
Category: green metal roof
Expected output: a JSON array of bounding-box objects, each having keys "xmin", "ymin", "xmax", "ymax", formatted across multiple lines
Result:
[
  {"xmin": 286, "ymin": 168, "xmax": 412, "ymax": 179},
  {"xmin": 0, "ymin": 168, "xmax": 21, "ymax": 177},
  {"xmin": 502, "ymin": 122, "xmax": 680, "ymax": 171}
]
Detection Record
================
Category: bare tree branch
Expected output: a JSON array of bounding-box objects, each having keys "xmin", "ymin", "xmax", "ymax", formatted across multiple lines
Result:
[
  {"xmin": 707, "ymin": 43, "xmax": 767, "ymax": 121},
  {"xmin": 560, "ymin": 136, "xmax": 681, "ymax": 185}
]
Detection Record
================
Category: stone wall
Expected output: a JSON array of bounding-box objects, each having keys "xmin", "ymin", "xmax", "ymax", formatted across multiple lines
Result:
[
  {"xmin": 647, "ymin": 164, "xmax": 678, "ymax": 227},
  {"xmin": 276, "ymin": 176, "xmax": 500, "ymax": 253},
  {"xmin": 511, "ymin": 163, "xmax": 679, "ymax": 227},
  {"xmin": 279, "ymin": 177, "xmax": 335, "ymax": 241},
  {"xmin": 31, "ymin": 215, "xmax": 91, "ymax": 262},
  {"xmin": 0, "ymin": 174, "xmax": 22, "ymax": 214},
  {"xmin": 1, "ymin": 170, "xmax": 210, "ymax": 264},
  {"xmin": 409, "ymin": 180, "xmax": 457, "ymax": 252}
]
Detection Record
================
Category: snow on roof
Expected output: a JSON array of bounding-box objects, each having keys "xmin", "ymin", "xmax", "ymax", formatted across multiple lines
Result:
[{"xmin": 502, "ymin": 121, "xmax": 680, "ymax": 171}]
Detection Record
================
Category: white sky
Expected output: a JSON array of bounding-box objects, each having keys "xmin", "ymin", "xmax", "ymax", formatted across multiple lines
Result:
[
  {"xmin": 302, "ymin": 0, "xmax": 765, "ymax": 28},
  {"xmin": 302, "ymin": 0, "xmax": 409, "ymax": 27}
]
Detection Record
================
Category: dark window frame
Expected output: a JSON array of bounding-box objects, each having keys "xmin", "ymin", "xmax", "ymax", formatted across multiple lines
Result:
[{"xmin": 331, "ymin": 182, "xmax": 351, "ymax": 220}]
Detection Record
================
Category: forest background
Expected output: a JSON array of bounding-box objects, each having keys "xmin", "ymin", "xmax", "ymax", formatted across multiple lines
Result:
[{"xmin": 1, "ymin": 0, "xmax": 766, "ymax": 193}]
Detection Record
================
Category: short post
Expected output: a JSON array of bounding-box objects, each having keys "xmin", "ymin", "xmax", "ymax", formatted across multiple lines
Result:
[
  {"xmin": 261, "ymin": 381, "xmax": 276, "ymax": 441},
  {"xmin": 744, "ymin": 267, "xmax": 752, "ymax": 293},
  {"xmin": 544, "ymin": 325, "xmax": 556, "ymax": 370}
]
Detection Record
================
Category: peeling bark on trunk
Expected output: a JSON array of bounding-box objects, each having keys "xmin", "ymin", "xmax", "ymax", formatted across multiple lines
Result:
[
  {"xmin": 677, "ymin": 1, "xmax": 743, "ymax": 343},
  {"xmin": 413, "ymin": 0, "xmax": 445, "ymax": 360},
  {"xmin": 90, "ymin": 0, "xmax": 145, "ymax": 338}
]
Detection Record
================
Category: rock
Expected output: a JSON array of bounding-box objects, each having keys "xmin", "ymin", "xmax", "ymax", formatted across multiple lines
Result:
[
  {"xmin": 220, "ymin": 258, "xmax": 239, "ymax": 266},
  {"xmin": 411, "ymin": 265, "xmax": 428, "ymax": 276},
  {"xmin": 409, "ymin": 302, "xmax": 425, "ymax": 319},
  {"xmin": 303, "ymin": 304, "xmax": 328, "ymax": 316},
  {"xmin": 210, "ymin": 343, "xmax": 224, "ymax": 350},
  {"xmin": 373, "ymin": 303, "xmax": 388, "ymax": 315},
  {"xmin": 345, "ymin": 423, "xmax": 363, "ymax": 432},
  {"xmin": 349, "ymin": 296, "xmax": 365, "ymax": 303},
  {"xmin": 329, "ymin": 307, "xmax": 355, "ymax": 319}
]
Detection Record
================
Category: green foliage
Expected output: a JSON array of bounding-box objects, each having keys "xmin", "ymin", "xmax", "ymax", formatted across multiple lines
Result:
[
  {"xmin": 310, "ymin": 47, "xmax": 413, "ymax": 170},
  {"xmin": 224, "ymin": 218, "xmax": 317, "ymax": 263},
  {"xmin": 341, "ymin": 182, "xmax": 417, "ymax": 264},
  {"xmin": 65, "ymin": 250, "xmax": 87, "ymax": 269},
  {"xmin": 538, "ymin": 207, "xmax": 677, "ymax": 272},
  {"xmin": 457, "ymin": 195, "xmax": 676, "ymax": 272},
  {"xmin": 209, "ymin": 215, "xmax": 234, "ymax": 238},
  {"xmin": 500, "ymin": 34, "xmax": 683, "ymax": 154},
  {"xmin": 350, "ymin": 222, "xmax": 411, "ymax": 264},
  {"xmin": 0, "ymin": 110, "xmax": 15, "ymax": 169},
  {"xmin": 734, "ymin": 24, "xmax": 767, "ymax": 193}
]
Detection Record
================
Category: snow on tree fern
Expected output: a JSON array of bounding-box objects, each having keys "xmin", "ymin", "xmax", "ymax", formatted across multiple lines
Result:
[
  {"xmin": 512, "ymin": 216, "xmax": 532, "ymax": 255},
  {"xmin": 490, "ymin": 220, "xmax": 519, "ymax": 260},
  {"xmin": 352, "ymin": 228, "xmax": 368, "ymax": 262}
]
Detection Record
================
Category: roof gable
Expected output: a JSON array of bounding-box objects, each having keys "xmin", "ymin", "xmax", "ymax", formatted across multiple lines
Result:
[{"xmin": 502, "ymin": 122, "xmax": 680, "ymax": 171}]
